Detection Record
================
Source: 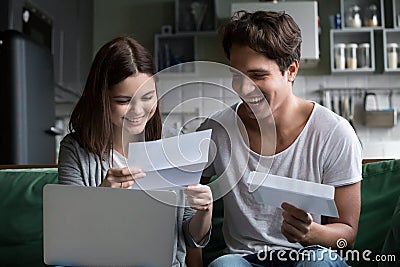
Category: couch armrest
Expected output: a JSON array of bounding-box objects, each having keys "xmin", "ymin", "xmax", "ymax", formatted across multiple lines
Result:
[{"xmin": 0, "ymin": 168, "xmax": 58, "ymax": 267}]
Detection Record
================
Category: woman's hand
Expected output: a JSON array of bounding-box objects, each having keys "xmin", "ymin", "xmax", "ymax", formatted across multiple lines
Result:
[
  {"xmin": 100, "ymin": 167, "xmax": 145, "ymax": 188},
  {"xmin": 186, "ymin": 184, "xmax": 213, "ymax": 244},
  {"xmin": 184, "ymin": 184, "xmax": 213, "ymax": 211}
]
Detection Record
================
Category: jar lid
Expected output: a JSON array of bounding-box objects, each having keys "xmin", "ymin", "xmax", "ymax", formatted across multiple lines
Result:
[
  {"xmin": 334, "ymin": 43, "xmax": 346, "ymax": 48},
  {"xmin": 387, "ymin": 43, "xmax": 399, "ymax": 48},
  {"xmin": 346, "ymin": 43, "xmax": 358, "ymax": 48},
  {"xmin": 359, "ymin": 43, "xmax": 370, "ymax": 48}
]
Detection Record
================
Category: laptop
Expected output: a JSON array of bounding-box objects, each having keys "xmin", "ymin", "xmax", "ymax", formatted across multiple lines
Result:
[{"xmin": 43, "ymin": 184, "xmax": 177, "ymax": 267}]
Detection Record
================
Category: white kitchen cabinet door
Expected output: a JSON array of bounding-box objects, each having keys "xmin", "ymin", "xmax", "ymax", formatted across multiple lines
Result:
[{"xmin": 231, "ymin": 1, "xmax": 319, "ymax": 65}]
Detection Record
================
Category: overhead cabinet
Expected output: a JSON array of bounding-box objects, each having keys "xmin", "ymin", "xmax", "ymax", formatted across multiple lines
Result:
[
  {"xmin": 331, "ymin": 0, "xmax": 400, "ymax": 73},
  {"xmin": 154, "ymin": 0, "xmax": 219, "ymax": 72},
  {"xmin": 341, "ymin": 0, "xmax": 384, "ymax": 29},
  {"xmin": 383, "ymin": 29, "xmax": 400, "ymax": 71},
  {"xmin": 3, "ymin": 0, "xmax": 93, "ymax": 102},
  {"xmin": 394, "ymin": 0, "xmax": 400, "ymax": 27},
  {"xmin": 330, "ymin": 29, "xmax": 375, "ymax": 73},
  {"xmin": 175, "ymin": 0, "xmax": 217, "ymax": 32},
  {"xmin": 231, "ymin": 1, "xmax": 319, "ymax": 66},
  {"xmin": 154, "ymin": 34, "xmax": 196, "ymax": 72}
]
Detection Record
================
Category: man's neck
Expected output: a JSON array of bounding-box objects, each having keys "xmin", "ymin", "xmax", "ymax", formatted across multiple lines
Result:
[{"xmin": 237, "ymin": 97, "xmax": 314, "ymax": 155}]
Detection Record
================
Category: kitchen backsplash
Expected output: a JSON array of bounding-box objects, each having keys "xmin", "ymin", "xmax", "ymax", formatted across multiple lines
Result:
[
  {"xmin": 294, "ymin": 74, "xmax": 400, "ymax": 142},
  {"xmin": 56, "ymin": 72, "xmax": 400, "ymax": 160},
  {"xmin": 157, "ymin": 72, "xmax": 400, "ymax": 159}
]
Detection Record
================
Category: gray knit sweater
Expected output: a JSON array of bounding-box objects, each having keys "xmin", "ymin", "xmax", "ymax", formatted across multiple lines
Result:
[{"xmin": 58, "ymin": 133, "xmax": 209, "ymax": 267}]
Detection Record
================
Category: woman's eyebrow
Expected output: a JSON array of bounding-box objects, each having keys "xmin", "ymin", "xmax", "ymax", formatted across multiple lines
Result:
[
  {"xmin": 142, "ymin": 89, "xmax": 156, "ymax": 97},
  {"xmin": 112, "ymin": 95, "xmax": 131, "ymax": 99},
  {"xmin": 112, "ymin": 89, "xmax": 156, "ymax": 99}
]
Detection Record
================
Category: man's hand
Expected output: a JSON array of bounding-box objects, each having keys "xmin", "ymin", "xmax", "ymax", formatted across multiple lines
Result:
[{"xmin": 281, "ymin": 202, "xmax": 313, "ymax": 243}]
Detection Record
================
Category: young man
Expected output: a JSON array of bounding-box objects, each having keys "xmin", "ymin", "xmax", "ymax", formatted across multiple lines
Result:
[{"xmin": 198, "ymin": 11, "xmax": 362, "ymax": 266}]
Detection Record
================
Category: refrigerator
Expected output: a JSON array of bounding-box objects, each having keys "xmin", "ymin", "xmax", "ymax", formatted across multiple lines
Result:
[{"xmin": 0, "ymin": 30, "xmax": 56, "ymax": 164}]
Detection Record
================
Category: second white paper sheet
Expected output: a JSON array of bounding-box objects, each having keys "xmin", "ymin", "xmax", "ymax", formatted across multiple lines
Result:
[{"xmin": 248, "ymin": 171, "xmax": 339, "ymax": 217}]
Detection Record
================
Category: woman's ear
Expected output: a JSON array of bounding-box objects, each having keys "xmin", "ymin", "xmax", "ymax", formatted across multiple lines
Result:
[{"xmin": 287, "ymin": 60, "xmax": 299, "ymax": 82}]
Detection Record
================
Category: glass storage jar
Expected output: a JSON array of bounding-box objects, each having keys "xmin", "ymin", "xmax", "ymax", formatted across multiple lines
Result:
[
  {"xmin": 387, "ymin": 43, "xmax": 399, "ymax": 69},
  {"xmin": 364, "ymin": 4, "xmax": 379, "ymax": 27},
  {"xmin": 334, "ymin": 43, "xmax": 346, "ymax": 70},
  {"xmin": 346, "ymin": 43, "xmax": 358, "ymax": 69},
  {"xmin": 357, "ymin": 43, "xmax": 370, "ymax": 68},
  {"xmin": 346, "ymin": 5, "xmax": 362, "ymax": 28}
]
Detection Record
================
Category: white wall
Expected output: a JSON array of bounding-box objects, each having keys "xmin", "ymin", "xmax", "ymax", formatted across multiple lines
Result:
[
  {"xmin": 92, "ymin": 0, "xmax": 400, "ymax": 158},
  {"xmin": 157, "ymin": 71, "xmax": 400, "ymax": 159},
  {"xmin": 296, "ymin": 74, "xmax": 400, "ymax": 158}
]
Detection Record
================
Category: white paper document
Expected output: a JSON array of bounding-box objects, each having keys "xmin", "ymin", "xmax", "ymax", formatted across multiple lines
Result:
[
  {"xmin": 248, "ymin": 172, "xmax": 339, "ymax": 217},
  {"xmin": 128, "ymin": 129, "xmax": 212, "ymax": 190}
]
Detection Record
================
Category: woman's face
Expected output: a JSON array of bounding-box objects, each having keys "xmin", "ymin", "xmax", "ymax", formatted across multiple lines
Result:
[{"xmin": 110, "ymin": 73, "xmax": 157, "ymax": 138}]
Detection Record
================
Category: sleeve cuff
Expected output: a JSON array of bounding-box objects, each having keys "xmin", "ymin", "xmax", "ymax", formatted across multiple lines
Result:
[{"xmin": 183, "ymin": 219, "xmax": 212, "ymax": 248}]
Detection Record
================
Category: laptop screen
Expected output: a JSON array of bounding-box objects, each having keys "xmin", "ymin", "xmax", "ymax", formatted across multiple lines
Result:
[{"xmin": 43, "ymin": 184, "xmax": 177, "ymax": 266}]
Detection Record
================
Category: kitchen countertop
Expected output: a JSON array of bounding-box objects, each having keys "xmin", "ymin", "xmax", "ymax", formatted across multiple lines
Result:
[{"xmin": 361, "ymin": 141, "xmax": 400, "ymax": 159}]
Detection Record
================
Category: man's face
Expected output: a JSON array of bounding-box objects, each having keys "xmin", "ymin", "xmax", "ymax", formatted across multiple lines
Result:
[{"xmin": 230, "ymin": 44, "xmax": 296, "ymax": 120}]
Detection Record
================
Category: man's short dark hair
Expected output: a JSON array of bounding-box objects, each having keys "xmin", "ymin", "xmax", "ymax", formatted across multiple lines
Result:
[{"xmin": 221, "ymin": 10, "xmax": 302, "ymax": 75}]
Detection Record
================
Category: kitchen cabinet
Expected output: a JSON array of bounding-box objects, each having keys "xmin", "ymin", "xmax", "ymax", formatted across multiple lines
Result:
[
  {"xmin": 330, "ymin": 29, "xmax": 376, "ymax": 72},
  {"xmin": 155, "ymin": 33, "xmax": 197, "ymax": 73},
  {"xmin": 331, "ymin": 0, "xmax": 400, "ymax": 73},
  {"xmin": 383, "ymin": 29, "xmax": 400, "ymax": 71},
  {"xmin": 392, "ymin": 0, "xmax": 400, "ymax": 27},
  {"xmin": 154, "ymin": 30, "xmax": 226, "ymax": 73},
  {"xmin": 341, "ymin": 0, "xmax": 384, "ymax": 29},
  {"xmin": 175, "ymin": 0, "xmax": 217, "ymax": 32},
  {"xmin": 155, "ymin": 0, "xmax": 224, "ymax": 72},
  {"xmin": 2, "ymin": 0, "xmax": 93, "ymax": 103},
  {"xmin": 155, "ymin": 1, "xmax": 320, "ymax": 71},
  {"xmin": 231, "ymin": 1, "xmax": 319, "ymax": 67}
]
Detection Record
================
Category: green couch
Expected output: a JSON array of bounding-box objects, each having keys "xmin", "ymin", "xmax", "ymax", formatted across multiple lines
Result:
[
  {"xmin": 0, "ymin": 160, "xmax": 399, "ymax": 267},
  {"xmin": 203, "ymin": 159, "xmax": 400, "ymax": 267},
  {"xmin": 0, "ymin": 168, "xmax": 58, "ymax": 267}
]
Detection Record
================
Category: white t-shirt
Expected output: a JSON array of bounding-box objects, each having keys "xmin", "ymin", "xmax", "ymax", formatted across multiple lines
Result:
[{"xmin": 198, "ymin": 102, "xmax": 362, "ymax": 255}]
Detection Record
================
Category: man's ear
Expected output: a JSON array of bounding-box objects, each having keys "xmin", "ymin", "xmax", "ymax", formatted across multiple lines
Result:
[{"xmin": 287, "ymin": 60, "xmax": 299, "ymax": 82}]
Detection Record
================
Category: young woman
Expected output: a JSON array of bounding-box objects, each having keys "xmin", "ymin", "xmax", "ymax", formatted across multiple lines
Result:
[{"xmin": 58, "ymin": 36, "xmax": 212, "ymax": 267}]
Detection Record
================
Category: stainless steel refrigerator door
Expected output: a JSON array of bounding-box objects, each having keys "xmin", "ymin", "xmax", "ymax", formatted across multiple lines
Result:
[{"xmin": 0, "ymin": 30, "xmax": 56, "ymax": 164}]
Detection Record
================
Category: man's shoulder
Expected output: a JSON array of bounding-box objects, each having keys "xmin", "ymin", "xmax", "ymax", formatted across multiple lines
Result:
[
  {"xmin": 312, "ymin": 103, "xmax": 350, "ymax": 128},
  {"xmin": 310, "ymin": 103, "xmax": 359, "ymax": 145},
  {"xmin": 210, "ymin": 103, "xmax": 239, "ymax": 119},
  {"xmin": 198, "ymin": 103, "xmax": 239, "ymax": 130}
]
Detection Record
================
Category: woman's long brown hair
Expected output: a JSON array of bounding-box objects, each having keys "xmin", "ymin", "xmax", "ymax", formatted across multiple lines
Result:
[{"xmin": 69, "ymin": 36, "xmax": 162, "ymax": 164}]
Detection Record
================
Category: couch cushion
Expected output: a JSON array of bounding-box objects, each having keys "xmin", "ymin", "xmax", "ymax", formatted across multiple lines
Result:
[
  {"xmin": 378, "ymin": 196, "xmax": 400, "ymax": 266},
  {"xmin": 203, "ymin": 160, "xmax": 400, "ymax": 266},
  {"xmin": 350, "ymin": 159, "xmax": 400, "ymax": 266},
  {"xmin": 0, "ymin": 168, "xmax": 58, "ymax": 266}
]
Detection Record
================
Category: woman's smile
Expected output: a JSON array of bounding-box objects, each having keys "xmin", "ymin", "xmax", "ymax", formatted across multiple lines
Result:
[{"xmin": 123, "ymin": 114, "xmax": 147, "ymax": 126}]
